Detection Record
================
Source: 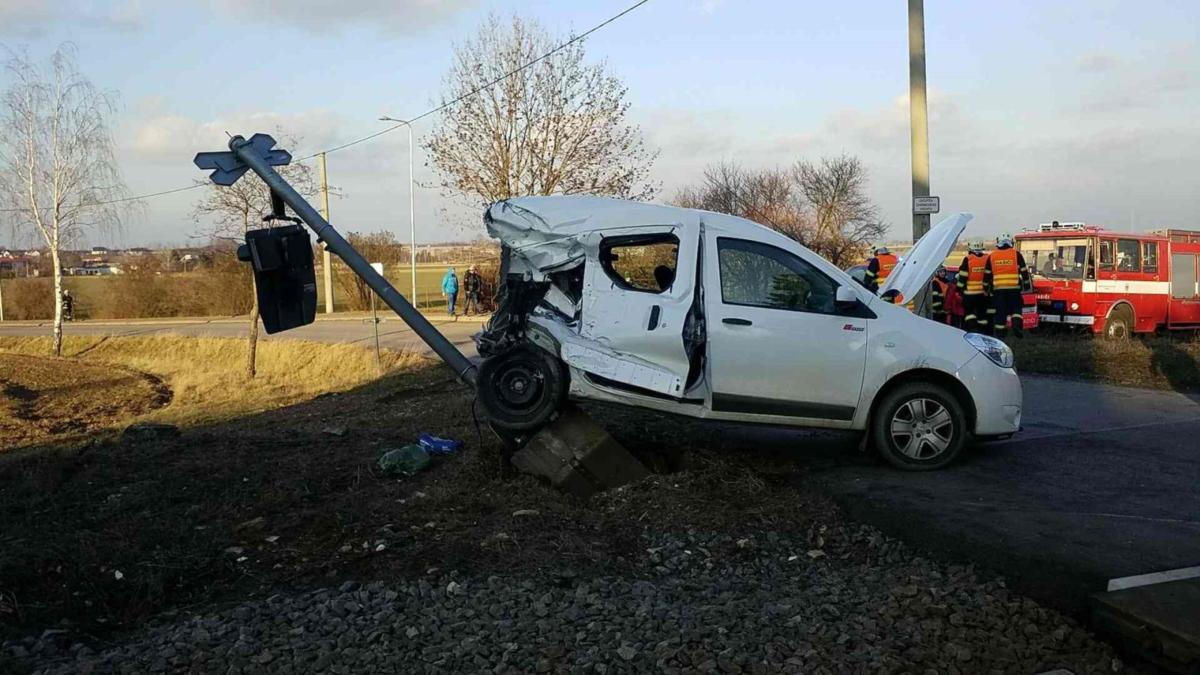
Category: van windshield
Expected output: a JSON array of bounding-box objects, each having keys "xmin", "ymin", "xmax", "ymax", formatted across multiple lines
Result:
[{"xmin": 1018, "ymin": 238, "xmax": 1092, "ymax": 280}]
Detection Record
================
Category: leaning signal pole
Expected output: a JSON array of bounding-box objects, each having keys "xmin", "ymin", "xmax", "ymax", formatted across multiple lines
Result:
[{"xmin": 908, "ymin": 0, "xmax": 932, "ymax": 242}]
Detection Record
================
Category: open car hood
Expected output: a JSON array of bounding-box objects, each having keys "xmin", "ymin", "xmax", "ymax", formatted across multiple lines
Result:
[{"xmin": 879, "ymin": 212, "xmax": 972, "ymax": 302}]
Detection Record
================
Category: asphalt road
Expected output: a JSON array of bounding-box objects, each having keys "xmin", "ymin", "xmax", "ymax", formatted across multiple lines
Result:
[
  {"xmin": 3, "ymin": 317, "xmax": 1197, "ymax": 613},
  {"xmin": 0, "ymin": 315, "xmax": 485, "ymax": 358}
]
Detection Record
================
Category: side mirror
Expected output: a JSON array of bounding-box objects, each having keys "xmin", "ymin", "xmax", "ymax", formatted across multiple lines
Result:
[
  {"xmin": 835, "ymin": 285, "xmax": 859, "ymax": 305},
  {"xmin": 237, "ymin": 225, "xmax": 317, "ymax": 334}
]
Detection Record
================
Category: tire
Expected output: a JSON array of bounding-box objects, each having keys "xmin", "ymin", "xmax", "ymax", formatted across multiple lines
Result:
[
  {"xmin": 1104, "ymin": 305, "xmax": 1133, "ymax": 340},
  {"xmin": 871, "ymin": 382, "xmax": 968, "ymax": 471},
  {"xmin": 476, "ymin": 345, "xmax": 567, "ymax": 432}
]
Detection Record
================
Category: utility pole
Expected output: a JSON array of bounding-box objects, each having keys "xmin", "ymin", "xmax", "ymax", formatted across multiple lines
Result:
[
  {"xmin": 318, "ymin": 152, "xmax": 334, "ymax": 313},
  {"xmin": 908, "ymin": 0, "xmax": 931, "ymax": 242}
]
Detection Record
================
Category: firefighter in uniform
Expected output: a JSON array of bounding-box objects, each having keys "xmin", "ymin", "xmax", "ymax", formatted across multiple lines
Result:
[
  {"xmin": 930, "ymin": 270, "xmax": 949, "ymax": 324},
  {"xmin": 984, "ymin": 233, "xmax": 1032, "ymax": 338},
  {"xmin": 863, "ymin": 246, "xmax": 898, "ymax": 293},
  {"xmin": 956, "ymin": 242, "xmax": 991, "ymax": 335}
]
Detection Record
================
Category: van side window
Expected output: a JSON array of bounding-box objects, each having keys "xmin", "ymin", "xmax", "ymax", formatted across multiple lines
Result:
[
  {"xmin": 1116, "ymin": 239, "xmax": 1141, "ymax": 272},
  {"xmin": 599, "ymin": 234, "xmax": 679, "ymax": 293},
  {"xmin": 717, "ymin": 237, "xmax": 836, "ymax": 314},
  {"xmin": 1098, "ymin": 240, "xmax": 1114, "ymax": 271},
  {"xmin": 1143, "ymin": 242, "xmax": 1159, "ymax": 274}
]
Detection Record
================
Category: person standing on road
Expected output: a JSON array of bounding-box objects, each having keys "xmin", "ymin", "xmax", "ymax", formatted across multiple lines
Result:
[
  {"xmin": 984, "ymin": 233, "xmax": 1032, "ymax": 339},
  {"xmin": 462, "ymin": 265, "xmax": 482, "ymax": 316},
  {"xmin": 956, "ymin": 242, "xmax": 991, "ymax": 335},
  {"xmin": 441, "ymin": 266, "xmax": 459, "ymax": 317},
  {"xmin": 863, "ymin": 246, "xmax": 898, "ymax": 293},
  {"xmin": 61, "ymin": 289, "xmax": 74, "ymax": 322}
]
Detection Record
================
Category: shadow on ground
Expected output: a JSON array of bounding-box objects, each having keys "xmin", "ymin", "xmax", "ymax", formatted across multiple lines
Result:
[{"xmin": 0, "ymin": 365, "xmax": 849, "ymax": 643}]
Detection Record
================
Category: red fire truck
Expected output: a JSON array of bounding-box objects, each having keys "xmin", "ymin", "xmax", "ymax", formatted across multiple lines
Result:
[{"xmin": 1015, "ymin": 222, "xmax": 1200, "ymax": 338}]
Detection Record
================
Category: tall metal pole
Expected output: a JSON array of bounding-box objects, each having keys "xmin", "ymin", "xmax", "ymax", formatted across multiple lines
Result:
[
  {"xmin": 407, "ymin": 123, "xmax": 417, "ymax": 309},
  {"xmin": 384, "ymin": 116, "xmax": 422, "ymax": 309},
  {"xmin": 318, "ymin": 152, "xmax": 335, "ymax": 313},
  {"xmin": 908, "ymin": 0, "xmax": 931, "ymax": 242}
]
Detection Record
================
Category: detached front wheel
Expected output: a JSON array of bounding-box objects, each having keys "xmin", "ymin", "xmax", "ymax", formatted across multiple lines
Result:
[
  {"xmin": 477, "ymin": 346, "xmax": 566, "ymax": 432},
  {"xmin": 872, "ymin": 382, "xmax": 967, "ymax": 470}
]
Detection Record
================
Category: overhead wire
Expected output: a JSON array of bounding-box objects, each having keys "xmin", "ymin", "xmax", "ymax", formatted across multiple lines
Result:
[{"xmin": 0, "ymin": 0, "xmax": 652, "ymax": 214}]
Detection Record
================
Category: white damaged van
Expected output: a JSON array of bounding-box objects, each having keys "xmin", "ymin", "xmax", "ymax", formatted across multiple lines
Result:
[{"xmin": 475, "ymin": 196, "xmax": 1021, "ymax": 470}]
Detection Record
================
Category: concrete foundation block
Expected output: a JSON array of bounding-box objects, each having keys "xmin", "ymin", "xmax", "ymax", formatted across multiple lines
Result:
[{"xmin": 511, "ymin": 404, "xmax": 648, "ymax": 498}]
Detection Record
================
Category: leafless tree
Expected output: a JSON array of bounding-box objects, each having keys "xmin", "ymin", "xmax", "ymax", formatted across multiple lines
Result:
[
  {"xmin": 426, "ymin": 14, "xmax": 657, "ymax": 209},
  {"xmin": 191, "ymin": 135, "xmax": 315, "ymax": 378},
  {"xmin": 793, "ymin": 155, "xmax": 885, "ymax": 266},
  {"xmin": 0, "ymin": 45, "xmax": 130, "ymax": 356},
  {"xmin": 335, "ymin": 231, "xmax": 405, "ymax": 311},
  {"xmin": 674, "ymin": 156, "xmax": 886, "ymax": 266}
]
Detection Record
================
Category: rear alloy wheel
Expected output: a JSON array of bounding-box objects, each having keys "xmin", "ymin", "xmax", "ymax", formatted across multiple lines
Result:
[
  {"xmin": 872, "ymin": 382, "xmax": 967, "ymax": 470},
  {"xmin": 1104, "ymin": 305, "xmax": 1133, "ymax": 340},
  {"xmin": 477, "ymin": 346, "xmax": 566, "ymax": 432}
]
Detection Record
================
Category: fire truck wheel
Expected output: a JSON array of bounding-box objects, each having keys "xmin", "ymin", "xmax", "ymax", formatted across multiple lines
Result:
[
  {"xmin": 477, "ymin": 346, "xmax": 567, "ymax": 433},
  {"xmin": 1104, "ymin": 305, "xmax": 1133, "ymax": 340},
  {"xmin": 872, "ymin": 382, "xmax": 967, "ymax": 471}
]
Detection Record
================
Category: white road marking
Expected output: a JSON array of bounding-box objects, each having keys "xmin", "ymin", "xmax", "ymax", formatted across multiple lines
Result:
[{"xmin": 1107, "ymin": 565, "xmax": 1200, "ymax": 592}]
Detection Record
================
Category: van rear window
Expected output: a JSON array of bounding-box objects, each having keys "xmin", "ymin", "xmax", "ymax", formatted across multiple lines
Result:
[{"xmin": 599, "ymin": 234, "xmax": 679, "ymax": 293}]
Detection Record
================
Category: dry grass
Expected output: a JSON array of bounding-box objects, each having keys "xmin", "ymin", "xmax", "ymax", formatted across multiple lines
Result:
[
  {"xmin": 1013, "ymin": 333, "xmax": 1200, "ymax": 392},
  {"xmin": 0, "ymin": 335, "xmax": 429, "ymax": 431}
]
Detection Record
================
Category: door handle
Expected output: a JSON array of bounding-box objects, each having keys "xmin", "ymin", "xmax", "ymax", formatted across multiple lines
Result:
[
  {"xmin": 722, "ymin": 317, "xmax": 752, "ymax": 326},
  {"xmin": 647, "ymin": 305, "xmax": 661, "ymax": 330}
]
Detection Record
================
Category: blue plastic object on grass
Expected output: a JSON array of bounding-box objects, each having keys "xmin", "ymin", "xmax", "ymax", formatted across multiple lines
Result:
[{"xmin": 418, "ymin": 433, "xmax": 463, "ymax": 455}]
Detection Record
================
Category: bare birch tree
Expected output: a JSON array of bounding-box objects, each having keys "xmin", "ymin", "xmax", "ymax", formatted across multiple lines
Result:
[
  {"xmin": 0, "ymin": 45, "xmax": 129, "ymax": 356},
  {"xmin": 674, "ymin": 156, "xmax": 886, "ymax": 266},
  {"xmin": 191, "ymin": 138, "xmax": 315, "ymax": 378},
  {"xmin": 426, "ymin": 14, "xmax": 656, "ymax": 208}
]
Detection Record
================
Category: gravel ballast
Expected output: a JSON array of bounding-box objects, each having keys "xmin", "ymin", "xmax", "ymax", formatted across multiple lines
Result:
[{"xmin": 6, "ymin": 522, "xmax": 1124, "ymax": 674}]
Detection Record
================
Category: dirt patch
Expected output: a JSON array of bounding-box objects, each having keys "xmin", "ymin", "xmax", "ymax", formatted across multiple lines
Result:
[{"xmin": 0, "ymin": 354, "xmax": 171, "ymax": 452}]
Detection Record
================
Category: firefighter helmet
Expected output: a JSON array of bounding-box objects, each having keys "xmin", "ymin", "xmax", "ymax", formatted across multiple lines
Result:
[
  {"xmin": 968, "ymin": 241, "xmax": 985, "ymax": 254},
  {"xmin": 996, "ymin": 233, "xmax": 1014, "ymax": 248},
  {"xmin": 874, "ymin": 245, "xmax": 891, "ymax": 256}
]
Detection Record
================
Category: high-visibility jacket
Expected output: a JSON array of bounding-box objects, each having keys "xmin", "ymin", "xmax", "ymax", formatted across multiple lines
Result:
[
  {"xmin": 984, "ymin": 247, "xmax": 1030, "ymax": 293},
  {"xmin": 864, "ymin": 253, "xmax": 898, "ymax": 290},
  {"xmin": 956, "ymin": 253, "xmax": 987, "ymax": 295}
]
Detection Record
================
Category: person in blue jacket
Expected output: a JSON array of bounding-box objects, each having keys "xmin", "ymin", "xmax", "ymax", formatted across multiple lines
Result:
[{"xmin": 441, "ymin": 266, "xmax": 459, "ymax": 316}]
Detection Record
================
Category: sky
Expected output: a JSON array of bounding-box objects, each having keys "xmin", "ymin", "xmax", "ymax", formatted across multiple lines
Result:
[{"xmin": 1, "ymin": 0, "xmax": 1197, "ymax": 248}]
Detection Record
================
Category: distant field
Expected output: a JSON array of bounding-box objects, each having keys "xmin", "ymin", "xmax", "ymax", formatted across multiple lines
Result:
[
  {"xmin": 2, "ymin": 261, "xmax": 492, "ymax": 320},
  {"xmin": 318, "ymin": 261, "xmax": 492, "ymax": 311}
]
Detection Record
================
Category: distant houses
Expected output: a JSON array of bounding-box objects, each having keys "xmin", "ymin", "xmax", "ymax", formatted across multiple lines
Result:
[{"xmin": 0, "ymin": 250, "xmax": 34, "ymax": 277}]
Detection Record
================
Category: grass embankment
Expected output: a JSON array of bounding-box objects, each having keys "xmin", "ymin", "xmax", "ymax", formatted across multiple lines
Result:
[
  {"xmin": 1013, "ymin": 333, "xmax": 1200, "ymax": 392},
  {"xmin": 0, "ymin": 354, "xmax": 171, "ymax": 449},
  {"xmin": 0, "ymin": 335, "xmax": 427, "ymax": 446}
]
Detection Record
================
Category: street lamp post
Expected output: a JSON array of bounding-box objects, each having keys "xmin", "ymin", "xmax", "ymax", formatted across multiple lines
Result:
[{"xmin": 379, "ymin": 116, "xmax": 418, "ymax": 305}]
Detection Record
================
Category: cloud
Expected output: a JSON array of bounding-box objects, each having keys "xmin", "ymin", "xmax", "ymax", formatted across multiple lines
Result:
[
  {"xmin": 690, "ymin": 0, "xmax": 725, "ymax": 15},
  {"xmin": 1075, "ymin": 52, "xmax": 1119, "ymax": 74},
  {"xmin": 124, "ymin": 109, "xmax": 344, "ymax": 163},
  {"xmin": 205, "ymin": 0, "xmax": 475, "ymax": 35},
  {"xmin": 824, "ymin": 89, "xmax": 966, "ymax": 152},
  {"xmin": 0, "ymin": 0, "xmax": 143, "ymax": 36}
]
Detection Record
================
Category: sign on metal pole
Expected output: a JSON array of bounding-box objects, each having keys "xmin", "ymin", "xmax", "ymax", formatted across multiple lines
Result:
[
  {"xmin": 369, "ymin": 262, "xmax": 384, "ymax": 371},
  {"xmin": 913, "ymin": 196, "xmax": 940, "ymax": 215}
]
